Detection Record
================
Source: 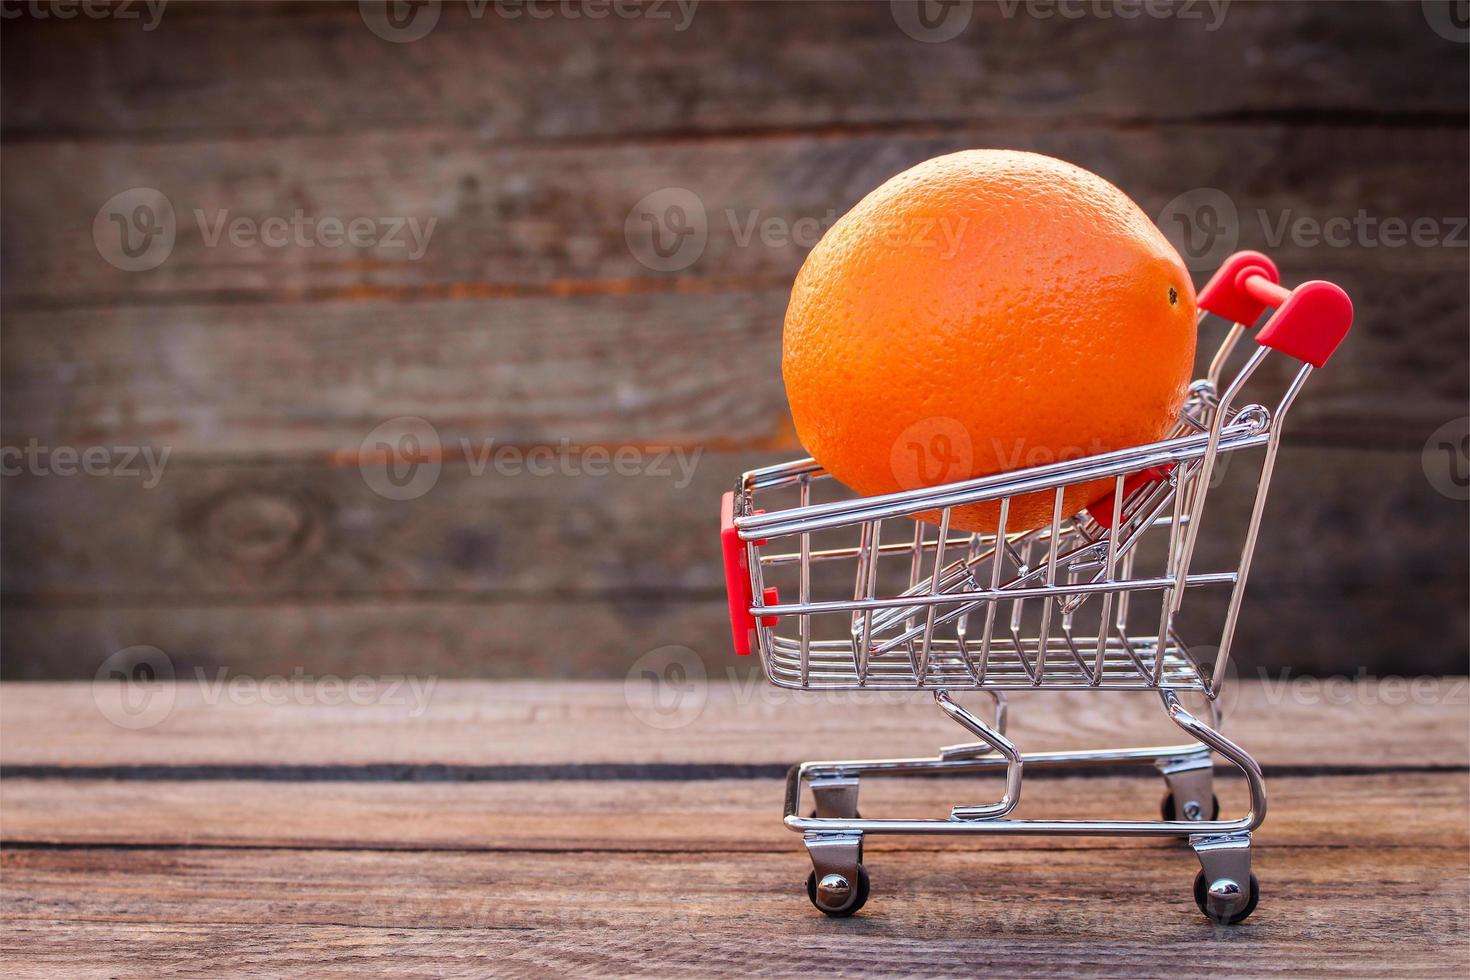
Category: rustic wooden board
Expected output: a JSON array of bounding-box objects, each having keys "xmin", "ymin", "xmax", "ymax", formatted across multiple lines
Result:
[
  {"xmin": 1, "ymin": 680, "xmax": 1468, "ymax": 977},
  {"xmin": 2, "ymin": 441, "xmax": 1464, "ymax": 678},
  {"xmin": 3, "ymin": 125, "xmax": 1463, "ymax": 304},
  {"xmin": 5, "ymin": 680, "xmax": 1466, "ymax": 768},
  {"xmin": 3, "ymin": 551, "xmax": 1466, "ymax": 677},
  {"xmin": 2, "ymin": 261, "xmax": 1463, "ymax": 455},
  {"xmin": 3, "ymin": 845, "xmax": 1465, "ymax": 977},
  {"xmin": 0, "ymin": 2, "xmax": 1464, "ymax": 690},
  {"xmin": 2, "ymin": 1, "xmax": 1463, "ymax": 142},
  {"xmin": 0, "ymin": 447, "xmax": 1458, "ymax": 598},
  {"xmin": 2, "ymin": 772, "xmax": 1464, "ymax": 852}
]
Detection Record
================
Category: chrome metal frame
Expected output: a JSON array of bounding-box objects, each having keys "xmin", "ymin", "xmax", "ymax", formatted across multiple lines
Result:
[{"xmin": 729, "ymin": 306, "xmax": 1313, "ymax": 923}]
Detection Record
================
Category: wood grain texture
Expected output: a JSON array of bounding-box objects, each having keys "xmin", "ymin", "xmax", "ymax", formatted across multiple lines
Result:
[
  {"xmin": 3, "ymin": 125, "xmax": 1464, "ymax": 304},
  {"xmin": 2, "ymin": 260, "xmax": 1463, "ymax": 455},
  {"xmin": 2, "ymin": 444, "xmax": 1464, "ymax": 678},
  {"xmin": 0, "ymin": 1, "xmax": 1465, "ymax": 683},
  {"xmin": 2, "ymin": 1, "xmax": 1463, "ymax": 143},
  {"xmin": 2, "ymin": 772, "xmax": 1465, "ymax": 852},
  {"xmin": 1, "ymin": 447, "xmax": 1459, "ymax": 598},
  {"xmin": 4, "ymin": 679, "xmax": 1466, "ymax": 768},
  {"xmin": 1, "ymin": 680, "xmax": 1468, "ymax": 978},
  {"xmin": 3, "ymin": 846, "xmax": 1465, "ymax": 977}
]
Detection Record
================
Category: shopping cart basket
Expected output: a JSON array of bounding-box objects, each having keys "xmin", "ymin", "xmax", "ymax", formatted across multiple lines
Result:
[{"xmin": 719, "ymin": 250, "xmax": 1352, "ymax": 923}]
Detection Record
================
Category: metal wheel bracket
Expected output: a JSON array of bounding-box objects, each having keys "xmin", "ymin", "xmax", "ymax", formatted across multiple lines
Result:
[
  {"xmin": 1157, "ymin": 750, "xmax": 1215, "ymax": 822},
  {"xmin": 804, "ymin": 833, "xmax": 864, "ymax": 914},
  {"xmin": 1191, "ymin": 831, "xmax": 1253, "ymax": 922},
  {"xmin": 810, "ymin": 776, "xmax": 861, "ymax": 820}
]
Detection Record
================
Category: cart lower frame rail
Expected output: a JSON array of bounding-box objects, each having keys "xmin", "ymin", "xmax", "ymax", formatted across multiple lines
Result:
[{"xmin": 787, "ymin": 688, "xmax": 1265, "ymax": 922}]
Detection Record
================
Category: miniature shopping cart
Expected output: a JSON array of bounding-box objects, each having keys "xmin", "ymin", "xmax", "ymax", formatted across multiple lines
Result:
[{"xmin": 719, "ymin": 251, "xmax": 1352, "ymax": 924}]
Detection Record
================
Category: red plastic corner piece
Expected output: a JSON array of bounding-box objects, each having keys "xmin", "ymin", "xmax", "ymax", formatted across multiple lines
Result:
[
  {"xmin": 760, "ymin": 587, "xmax": 780, "ymax": 628},
  {"xmin": 1254, "ymin": 280, "xmax": 1353, "ymax": 368},
  {"xmin": 720, "ymin": 492, "xmax": 754, "ymax": 655},
  {"xmin": 721, "ymin": 492, "xmax": 774, "ymax": 656},
  {"xmin": 1197, "ymin": 250, "xmax": 1280, "ymax": 326},
  {"xmin": 1086, "ymin": 465, "xmax": 1175, "ymax": 529}
]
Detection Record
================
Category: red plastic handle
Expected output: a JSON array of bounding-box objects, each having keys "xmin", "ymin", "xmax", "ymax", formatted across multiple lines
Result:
[
  {"xmin": 720, "ymin": 492, "xmax": 777, "ymax": 656},
  {"xmin": 1085, "ymin": 465, "xmax": 1174, "ymax": 529},
  {"xmin": 1197, "ymin": 250, "xmax": 1353, "ymax": 368}
]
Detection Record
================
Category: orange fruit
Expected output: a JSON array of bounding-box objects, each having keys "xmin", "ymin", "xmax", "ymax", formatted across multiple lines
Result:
[{"xmin": 782, "ymin": 149, "xmax": 1197, "ymax": 532}]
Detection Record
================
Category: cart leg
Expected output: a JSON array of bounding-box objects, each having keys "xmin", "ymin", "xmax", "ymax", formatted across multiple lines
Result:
[
  {"xmin": 935, "ymin": 690, "xmax": 1023, "ymax": 820},
  {"xmin": 939, "ymin": 691, "xmax": 1008, "ymax": 760},
  {"xmin": 1190, "ymin": 832, "xmax": 1259, "ymax": 924},
  {"xmin": 1157, "ymin": 749, "xmax": 1218, "ymax": 822},
  {"xmin": 803, "ymin": 833, "xmax": 869, "ymax": 917},
  {"xmin": 810, "ymin": 776, "xmax": 861, "ymax": 819}
]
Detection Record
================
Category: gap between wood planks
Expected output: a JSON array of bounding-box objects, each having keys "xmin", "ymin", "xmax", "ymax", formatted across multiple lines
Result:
[
  {"xmin": 5, "ymin": 106, "xmax": 1467, "ymax": 150},
  {"xmin": 3, "ymin": 761, "xmax": 1467, "ymax": 782}
]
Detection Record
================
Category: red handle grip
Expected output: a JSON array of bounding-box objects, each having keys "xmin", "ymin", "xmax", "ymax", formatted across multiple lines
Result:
[
  {"xmin": 1198, "ymin": 250, "xmax": 1353, "ymax": 368},
  {"xmin": 720, "ymin": 492, "xmax": 776, "ymax": 656}
]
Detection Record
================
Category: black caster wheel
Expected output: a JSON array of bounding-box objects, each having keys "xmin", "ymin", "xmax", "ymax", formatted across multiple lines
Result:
[
  {"xmin": 806, "ymin": 865, "xmax": 871, "ymax": 917},
  {"xmin": 1193, "ymin": 869, "xmax": 1259, "ymax": 925},
  {"xmin": 1162, "ymin": 791, "xmax": 1220, "ymax": 822}
]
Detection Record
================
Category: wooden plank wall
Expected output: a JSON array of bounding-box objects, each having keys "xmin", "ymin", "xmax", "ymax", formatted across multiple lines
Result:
[{"xmin": 1, "ymin": 1, "xmax": 1466, "ymax": 679}]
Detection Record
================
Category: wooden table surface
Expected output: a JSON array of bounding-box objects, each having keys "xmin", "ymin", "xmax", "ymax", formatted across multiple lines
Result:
[{"xmin": 2, "ymin": 679, "xmax": 1468, "ymax": 977}]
